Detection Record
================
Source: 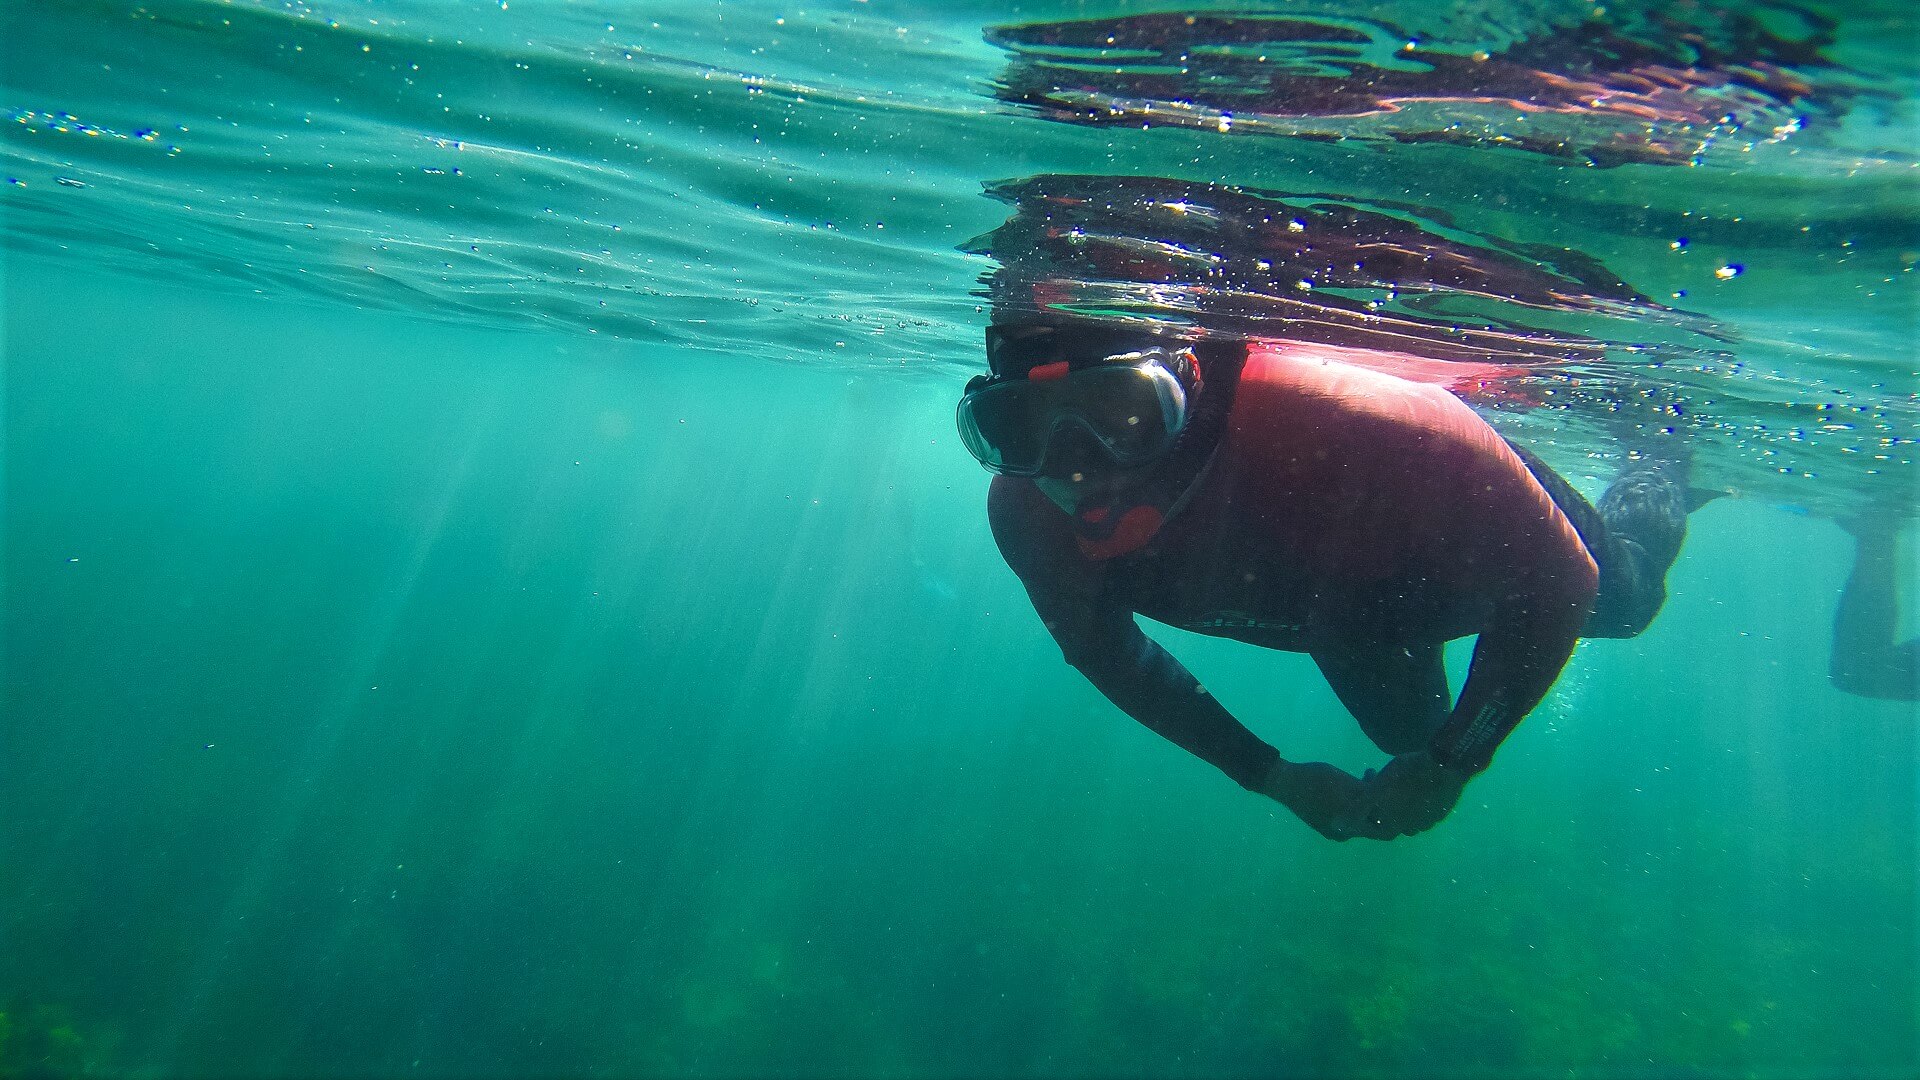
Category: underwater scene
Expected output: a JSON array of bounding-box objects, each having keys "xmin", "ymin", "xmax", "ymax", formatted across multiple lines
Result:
[{"xmin": 3, "ymin": 0, "xmax": 1915, "ymax": 1077}]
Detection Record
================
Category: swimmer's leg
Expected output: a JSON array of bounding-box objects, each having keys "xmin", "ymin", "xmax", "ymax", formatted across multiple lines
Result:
[
  {"xmin": 1508, "ymin": 439, "xmax": 1691, "ymax": 640},
  {"xmin": 1584, "ymin": 448, "xmax": 1692, "ymax": 638},
  {"xmin": 1832, "ymin": 516, "xmax": 1920, "ymax": 701}
]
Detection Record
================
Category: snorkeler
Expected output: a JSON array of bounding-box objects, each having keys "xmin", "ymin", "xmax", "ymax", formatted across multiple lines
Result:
[
  {"xmin": 1829, "ymin": 515, "xmax": 1918, "ymax": 702},
  {"xmin": 959, "ymin": 321, "xmax": 1695, "ymax": 841}
]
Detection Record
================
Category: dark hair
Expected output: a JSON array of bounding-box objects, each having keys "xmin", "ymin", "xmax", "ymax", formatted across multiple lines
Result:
[{"xmin": 985, "ymin": 321, "xmax": 1201, "ymax": 378}]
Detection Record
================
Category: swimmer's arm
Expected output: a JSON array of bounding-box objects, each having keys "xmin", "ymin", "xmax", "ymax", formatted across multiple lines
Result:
[
  {"xmin": 1429, "ymin": 563, "xmax": 1596, "ymax": 775},
  {"xmin": 988, "ymin": 479, "xmax": 1280, "ymax": 789},
  {"xmin": 1420, "ymin": 432, "xmax": 1600, "ymax": 774},
  {"xmin": 1035, "ymin": 586, "xmax": 1366, "ymax": 840},
  {"xmin": 1055, "ymin": 611, "xmax": 1282, "ymax": 791}
]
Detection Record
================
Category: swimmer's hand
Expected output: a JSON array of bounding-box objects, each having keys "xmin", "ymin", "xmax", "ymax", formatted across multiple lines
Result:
[
  {"xmin": 1258, "ymin": 760, "xmax": 1369, "ymax": 842},
  {"xmin": 1337, "ymin": 751, "xmax": 1468, "ymax": 839}
]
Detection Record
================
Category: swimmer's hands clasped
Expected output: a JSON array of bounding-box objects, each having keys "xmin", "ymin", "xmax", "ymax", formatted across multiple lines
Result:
[
  {"xmin": 1258, "ymin": 760, "xmax": 1368, "ymax": 840},
  {"xmin": 1259, "ymin": 752, "xmax": 1469, "ymax": 841}
]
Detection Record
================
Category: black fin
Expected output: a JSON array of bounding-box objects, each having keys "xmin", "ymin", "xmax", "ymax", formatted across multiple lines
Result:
[{"xmin": 1687, "ymin": 487, "xmax": 1730, "ymax": 512}]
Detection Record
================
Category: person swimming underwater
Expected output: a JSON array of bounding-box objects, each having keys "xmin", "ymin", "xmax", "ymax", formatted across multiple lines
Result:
[{"xmin": 960, "ymin": 321, "xmax": 1696, "ymax": 839}]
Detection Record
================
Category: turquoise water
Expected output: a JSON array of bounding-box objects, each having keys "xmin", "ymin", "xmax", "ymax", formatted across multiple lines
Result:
[{"xmin": 3, "ymin": 2, "xmax": 1916, "ymax": 1078}]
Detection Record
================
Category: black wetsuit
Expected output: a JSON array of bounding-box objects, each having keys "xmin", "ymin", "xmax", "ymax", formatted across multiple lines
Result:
[
  {"xmin": 1831, "ymin": 525, "xmax": 1919, "ymax": 702},
  {"xmin": 989, "ymin": 341, "xmax": 1689, "ymax": 787}
]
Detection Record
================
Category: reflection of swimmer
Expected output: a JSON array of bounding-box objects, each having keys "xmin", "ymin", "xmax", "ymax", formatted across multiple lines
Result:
[
  {"xmin": 959, "ymin": 321, "xmax": 1698, "ymax": 841},
  {"xmin": 987, "ymin": 8, "xmax": 1846, "ymax": 167},
  {"xmin": 1830, "ymin": 516, "xmax": 1918, "ymax": 702}
]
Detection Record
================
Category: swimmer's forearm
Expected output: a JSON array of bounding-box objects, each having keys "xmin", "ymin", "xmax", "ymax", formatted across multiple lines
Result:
[
  {"xmin": 1069, "ymin": 628, "xmax": 1281, "ymax": 790},
  {"xmin": 1431, "ymin": 556, "xmax": 1592, "ymax": 772},
  {"xmin": 1430, "ymin": 619, "xmax": 1578, "ymax": 774}
]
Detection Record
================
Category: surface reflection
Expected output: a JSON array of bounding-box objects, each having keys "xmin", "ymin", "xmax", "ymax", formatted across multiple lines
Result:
[{"xmin": 988, "ymin": 4, "xmax": 1855, "ymax": 166}]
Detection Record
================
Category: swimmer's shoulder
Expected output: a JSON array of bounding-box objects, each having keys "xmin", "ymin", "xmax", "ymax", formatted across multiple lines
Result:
[{"xmin": 1234, "ymin": 340, "xmax": 1494, "ymax": 451}]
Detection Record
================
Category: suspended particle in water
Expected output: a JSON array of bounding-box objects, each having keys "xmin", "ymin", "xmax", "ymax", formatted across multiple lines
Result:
[{"xmin": 1715, "ymin": 264, "xmax": 1743, "ymax": 279}]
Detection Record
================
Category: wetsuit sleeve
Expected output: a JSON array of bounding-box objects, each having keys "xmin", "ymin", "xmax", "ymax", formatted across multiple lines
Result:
[
  {"xmin": 1430, "ymin": 545, "xmax": 1596, "ymax": 774},
  {"xmin": 987, "ymin": 478, "xmax": 1282, "ymax": 789}
]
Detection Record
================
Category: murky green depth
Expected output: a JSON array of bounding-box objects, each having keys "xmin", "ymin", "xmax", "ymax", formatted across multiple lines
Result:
[{"xmin": 8, "ymin": 255, "xmax": 1915, "ymax": 1079}]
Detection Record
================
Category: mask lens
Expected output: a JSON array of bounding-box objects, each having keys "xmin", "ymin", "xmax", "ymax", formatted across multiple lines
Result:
[
  {"xmin": 958, "ymin": 380, "xmax": 1052, "ymax": 473},
  {"xmin": 957, "ymin": 359, "xmax": 1187, "ymax": 475},
  {"xmin": 1067, "ymin": 364, "xmax": 1184, "ymax": 464}
]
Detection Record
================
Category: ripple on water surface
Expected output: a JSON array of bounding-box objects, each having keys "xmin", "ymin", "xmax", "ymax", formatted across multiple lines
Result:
[{"xmin": 2, "ymin": 0, "xmax": 1914, "ymax": 513}]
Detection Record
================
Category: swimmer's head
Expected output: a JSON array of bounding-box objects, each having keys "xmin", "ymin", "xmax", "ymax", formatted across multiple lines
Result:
[{"xmin": 959, "ymin": 322, "xmax": 1202, "ymax": 485}]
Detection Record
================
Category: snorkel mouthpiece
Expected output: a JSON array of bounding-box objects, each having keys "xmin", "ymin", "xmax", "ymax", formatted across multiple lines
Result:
[{"xmin": 1075, "ymin": 502, "xmax": 1168, "ymax": 560}]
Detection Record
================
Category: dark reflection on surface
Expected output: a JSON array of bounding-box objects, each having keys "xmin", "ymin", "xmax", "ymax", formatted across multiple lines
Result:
[
  {"xmin": 966, "ymin": 173, "xmax": 1719, "ymax": 412},
  {"xmin": 988, "ymin": 3, "xmax": 1852, "ymax": 165}
]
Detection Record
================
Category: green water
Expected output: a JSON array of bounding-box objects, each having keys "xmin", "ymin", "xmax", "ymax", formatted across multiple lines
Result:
[{"xmin": 4, "ymin": 1, "xmax": 1917, "ymax": 1077}]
